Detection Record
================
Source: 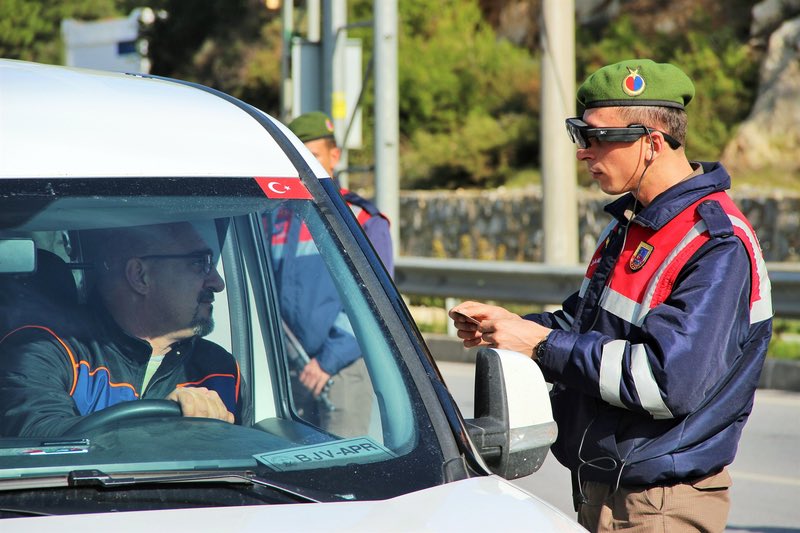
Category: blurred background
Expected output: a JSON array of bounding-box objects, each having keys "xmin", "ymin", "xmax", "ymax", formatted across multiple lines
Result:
[
  {"xmin": 2, "ymin": 0, "xmax": 799, "ymax": 356},
  {"xmin": 3, "ymin": 0, "xmax": 798, "ymax": 190}
]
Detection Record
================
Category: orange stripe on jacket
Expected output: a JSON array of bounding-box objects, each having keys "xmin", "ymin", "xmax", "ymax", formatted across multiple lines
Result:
[
  {"xmin": 78, "ymin": 360, "xmax": 139, "ymax": 397},
  {"xmin": 177, "ymin": 373, "xmax": 237, "ymax": 391}
]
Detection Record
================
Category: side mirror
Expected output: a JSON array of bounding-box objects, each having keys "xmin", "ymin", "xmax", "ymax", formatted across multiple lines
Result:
[{"xmin": 465, "ymin": 348, "xmax": 557, "ymax": 479}]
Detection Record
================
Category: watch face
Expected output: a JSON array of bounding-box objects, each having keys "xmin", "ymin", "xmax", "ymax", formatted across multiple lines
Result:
[{"xmin": 536, "ymin": 338, "xmax": 547, "ymax": 359}]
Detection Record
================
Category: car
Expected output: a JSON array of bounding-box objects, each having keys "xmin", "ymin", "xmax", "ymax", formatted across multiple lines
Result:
[{"xmin": 0, "ymin": 59, "xmax": 583, "ymax": 531}]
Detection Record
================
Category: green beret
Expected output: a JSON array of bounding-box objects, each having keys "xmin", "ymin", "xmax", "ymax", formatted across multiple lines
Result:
[
  {"xmin": 577, "ymin": 59, "xmax": 695, "ymax": 110},
  {"xmin": 287, "ymin": 111, "xmax": 336, "ymax": 143}
]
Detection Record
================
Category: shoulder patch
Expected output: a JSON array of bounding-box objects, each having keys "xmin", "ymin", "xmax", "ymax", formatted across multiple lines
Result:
[{"xmin": 697, "ymin": 200, "xmax": 733, "ymax": 238}]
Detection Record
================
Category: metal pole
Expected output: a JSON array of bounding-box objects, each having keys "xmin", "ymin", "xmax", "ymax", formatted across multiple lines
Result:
[
  {"xmin": 323, "ymin": 0, "xmax": 349, "ymax": 187},
  {"xmin": 374, "ymin": 0, "xmax": 399, "ymax": 258},
  {"xmin": 307, "ymin": 0, "xmax": 321, "ymax": 42},
  {"xmin": 540, "ymin": 0, "xmax": 578, "ymax": 265},
  {"xmin": 279, "ymin": 0, "xmax": 293, "ymax": 123}
]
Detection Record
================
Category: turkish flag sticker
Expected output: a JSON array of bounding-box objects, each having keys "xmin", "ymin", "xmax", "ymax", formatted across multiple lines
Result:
[{"xmin": 255, "ymin": 177, "xmax": 313, "ymax": 200}]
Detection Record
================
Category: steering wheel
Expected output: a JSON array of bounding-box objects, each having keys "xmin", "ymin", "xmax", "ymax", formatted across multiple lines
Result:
[{"xmin": 64, "ymin": 399, "xmax": 182, "ymax": 435}]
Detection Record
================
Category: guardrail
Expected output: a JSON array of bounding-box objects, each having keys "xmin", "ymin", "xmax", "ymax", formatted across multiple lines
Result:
[{"xmin": 395, "ymin": 257, "xmax": 800, "ymax": 318}]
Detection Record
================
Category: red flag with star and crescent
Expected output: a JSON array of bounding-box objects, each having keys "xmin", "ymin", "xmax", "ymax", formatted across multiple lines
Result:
[{"xmin": 255, "ymin": 177, "xmax": 313, "ymax": 200}]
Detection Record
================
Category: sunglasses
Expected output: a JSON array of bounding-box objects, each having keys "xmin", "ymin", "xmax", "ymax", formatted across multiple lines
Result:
[{"xmin": 565, "ymin": 117, "xmax": 681, "ymax": 150}]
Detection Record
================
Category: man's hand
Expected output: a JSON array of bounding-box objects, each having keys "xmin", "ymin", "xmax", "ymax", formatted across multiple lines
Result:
[
  {"xmin": 449, "ymin": 301, "xmax": 551, "ymax": 357},
  {"xmin": 300, "ymin": 358, "xmax": 332, "ymax": 397},
  {"xmin": 449, "ymin": 301, "xmax": 520, "ymax": 348},
  {"xmin": 167, "ymin": 386, "xmax": 234, "ymax": 423}
]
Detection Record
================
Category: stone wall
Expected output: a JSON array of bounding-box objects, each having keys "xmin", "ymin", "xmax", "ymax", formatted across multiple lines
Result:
[{"xmin": 398, "ymin": 187, "xmax": 800, "ymax": 262}]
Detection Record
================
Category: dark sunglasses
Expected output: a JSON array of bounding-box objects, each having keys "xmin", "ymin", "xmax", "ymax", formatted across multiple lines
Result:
[
  {"xmin": 138, "ymin": 251, "xmax": 214, "ymax": 275},
  {"xmin": 565, "ymin": 117, "xmax": 681, "ymax": 150}
]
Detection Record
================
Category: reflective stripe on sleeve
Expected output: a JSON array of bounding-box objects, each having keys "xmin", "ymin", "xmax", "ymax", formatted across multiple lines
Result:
[
  {"xmin": 600, "ymin": 340, "xmax": 674, "ymax": 418},
  {"xmin": 553, "ymin": 310, "xmax": 573, "ymax": 330},
  {"xmin": 599, "ymin": 339, "xmax": 626, "ymax": 409},
  {"xmin": 631, "ymin": 344, "xmax": 674, "ymax": 419}
]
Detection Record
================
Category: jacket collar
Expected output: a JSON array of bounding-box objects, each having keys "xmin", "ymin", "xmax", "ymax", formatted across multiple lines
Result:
[
  {"xmin": 88, "ymin": 293, "xmax": 196, "ymax": 363},
  {"xmin": 604, "ymin": 161, "xmax": 731, "ymax": 230}
]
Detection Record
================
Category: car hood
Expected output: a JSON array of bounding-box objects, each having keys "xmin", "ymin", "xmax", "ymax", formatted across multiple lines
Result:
[{"xmin": 0, "ymin": 476, "xmax": 583, "ymax": 532}]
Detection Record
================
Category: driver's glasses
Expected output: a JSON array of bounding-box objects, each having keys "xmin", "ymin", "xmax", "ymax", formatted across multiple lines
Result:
[
  {"xmin": 565, "ymin": 117, "xmax": 681, "ymax": 150},
  {"xmin": 138, "ymin": 251, "xmax": 214, "ymax": 275}
]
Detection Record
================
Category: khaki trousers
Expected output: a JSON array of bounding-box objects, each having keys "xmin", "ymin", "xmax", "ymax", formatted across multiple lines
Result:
[
  {"xmin": 320, "ymin": 357, "xmax": 373, "ymax": 437},
  {"xmin": 578, "ymin": 468, "xmax": 731, "ymax": 533}
]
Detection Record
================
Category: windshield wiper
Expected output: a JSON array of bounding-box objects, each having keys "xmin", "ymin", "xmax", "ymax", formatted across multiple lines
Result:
[{"xmin": 67, "ymin": 469, "xmax": 323, "ymax": 503}]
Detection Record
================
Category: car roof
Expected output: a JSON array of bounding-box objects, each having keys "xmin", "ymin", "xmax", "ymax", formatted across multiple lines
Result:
[{"xmin": 0, "ymin": 59, "xmax": 318, "ymax": 179}]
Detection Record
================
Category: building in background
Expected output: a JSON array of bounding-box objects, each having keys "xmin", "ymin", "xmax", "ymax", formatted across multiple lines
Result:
[{"xmin": 61, "ymin": 8, "xmax": 154, "ymax": 73}]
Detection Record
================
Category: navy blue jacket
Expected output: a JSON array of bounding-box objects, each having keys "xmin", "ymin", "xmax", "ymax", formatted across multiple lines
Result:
[
  {"xmin": 528, "ymin": 162, "xmax": 772, "ymax": 486},
  {"xmin": 0, "ymin": 304, "xmax": 244, "ymax": 437},
  {"xmin": 342, "ymin": 190, "xmax": 394, "ymax": 277}
]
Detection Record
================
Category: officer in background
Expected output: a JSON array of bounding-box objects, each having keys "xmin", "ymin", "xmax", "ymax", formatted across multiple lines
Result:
[
  {"xmin": 287, "ymin": 111, "xmax": 393, "ymax": 276},
  {"xmin": 272, "ymin": 111, "xmax": 393, "ymax": 436}
]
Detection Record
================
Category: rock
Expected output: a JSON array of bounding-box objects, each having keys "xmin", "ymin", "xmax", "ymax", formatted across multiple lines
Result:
[
  {"xmin": 751, "ymin": 0, "xmax": 800, "ymax": 40},
  {"xmin": 721, "ymin": 16, "xmax": 800, "ymax": 175}
]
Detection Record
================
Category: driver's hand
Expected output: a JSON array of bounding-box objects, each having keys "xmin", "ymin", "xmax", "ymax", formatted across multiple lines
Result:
[
  {"xmin": 167, "ymin": 387, "xmax": 234, "ymax": 423},
  {"xmin": 299, "ymin": 358, "xmax": 332, "ymax": 397}
]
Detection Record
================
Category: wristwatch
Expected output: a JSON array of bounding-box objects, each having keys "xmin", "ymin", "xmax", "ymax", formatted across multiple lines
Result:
[{"xmin": 534, "ymin": 335, "xmax": 549, "ymax": 360}]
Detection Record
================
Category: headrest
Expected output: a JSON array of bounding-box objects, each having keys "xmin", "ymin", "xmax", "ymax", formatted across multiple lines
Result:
[{"xmin": 27, "ymin": 249, "xmax": 78, "ymax": 307}]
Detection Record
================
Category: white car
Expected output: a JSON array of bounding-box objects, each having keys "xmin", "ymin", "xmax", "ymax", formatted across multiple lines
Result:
[{"xmin": 0, "ymin": 59, "xmax": 583, "ymax": 531}]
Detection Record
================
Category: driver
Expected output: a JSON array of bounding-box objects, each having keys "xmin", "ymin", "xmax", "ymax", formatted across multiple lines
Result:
[{"xmin": 0, "ymin": 222, "xmax": 245, "ymax": 437}]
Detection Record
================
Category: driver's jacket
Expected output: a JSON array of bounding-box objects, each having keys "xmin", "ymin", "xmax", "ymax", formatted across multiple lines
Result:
[
  {"xmin": 0, "ymin": 304, "xmax": 243, "ymax": 437},
  {"xmin": 528, "ymin": 162, "xmax": 772, "ymax": 486}
]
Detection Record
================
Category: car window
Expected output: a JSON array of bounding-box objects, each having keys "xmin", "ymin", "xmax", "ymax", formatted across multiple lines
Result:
[{"xmin": 0, "ymin": 177, "xmax": 444, "ymax": 501}]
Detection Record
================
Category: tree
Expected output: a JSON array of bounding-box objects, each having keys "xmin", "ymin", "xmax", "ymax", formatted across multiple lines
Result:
[
  {"xmin": 576, "ymin": 5, "xmax": 759, "ymax": 170},
  {"xmin": 349, "ymin": 0, "xmax": 540, "ymax": 188},
  {"xmin": 142, "ymin": 0, "xmax": 281, "ymax": 116},
  {"xmin": 3, "ymin": 0, "xmax": 761, "ymax": 191}
]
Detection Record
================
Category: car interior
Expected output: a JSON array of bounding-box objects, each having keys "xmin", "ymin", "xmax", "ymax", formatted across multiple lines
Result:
[{"xmin": 0, "ymin": 181, "xmax": 439, "ymax": 494}]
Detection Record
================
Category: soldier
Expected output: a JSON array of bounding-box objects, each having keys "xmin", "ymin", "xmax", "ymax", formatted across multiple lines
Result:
[{"xmin": 450, "ymin": 59, "xmax": 772, "ymax": 532}]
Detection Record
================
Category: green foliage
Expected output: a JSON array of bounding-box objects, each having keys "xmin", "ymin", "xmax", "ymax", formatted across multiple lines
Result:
[
  {"xmin": 398, "ymin": 1, "xmax": 516, "ymax": 133},
  {"xmin": 144, "ymin": 0, "xmax": 249, "ymax": 75},
  {"xmin": 143, "ymin": 0, "xmax": 280, "ymax": 113},
  {"xmin": 0, "ymin": 0, "xmax": 50, "ymax": 60},
  {"xmin": 403, "ymin": 111, "xmax": 538, "ymax": 189},
  {"xmin": 765, "ymin": 320, "xmax": 800, "ymax": 360},
  {"xmin": 673, "ymin": 33, "xmax": 758, "ymax": 160},
  {"xmin": 576, "ymin": 12, "xmax": 759, "ymax": 163},
  {"xmin": 346, "ymin": 0, "xmax": 541, "ymax": 189},
  {"xmin": 4, "ymin": 1, "xmax": 763, "ymax": 190},
  {"xmin": 394, "ymin": 0, "xmax": 540, "ymax": 188},
  {"xmin": 769, "ymin": 338, "xmax": 800, "ymax": 360}
]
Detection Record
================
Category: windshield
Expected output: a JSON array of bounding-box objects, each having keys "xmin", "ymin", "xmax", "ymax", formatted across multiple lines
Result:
[{"xmin": 0, "ymin": 177, "xmax": 446, "ymax": 510}]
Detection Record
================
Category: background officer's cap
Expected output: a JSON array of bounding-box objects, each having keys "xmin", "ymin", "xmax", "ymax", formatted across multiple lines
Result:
[
  {"xmin": 287, "ymin": 111, "xmax": 336, "ymax": 143},
  {"xmin": 577, "ymin": 59, "xmax": 695, "ymax": 110}
]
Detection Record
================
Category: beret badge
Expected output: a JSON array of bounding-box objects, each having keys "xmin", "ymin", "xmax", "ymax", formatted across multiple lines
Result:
[{"xmin": 622, "ymin": 67, "xmax": 646, "ymax": 97}]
